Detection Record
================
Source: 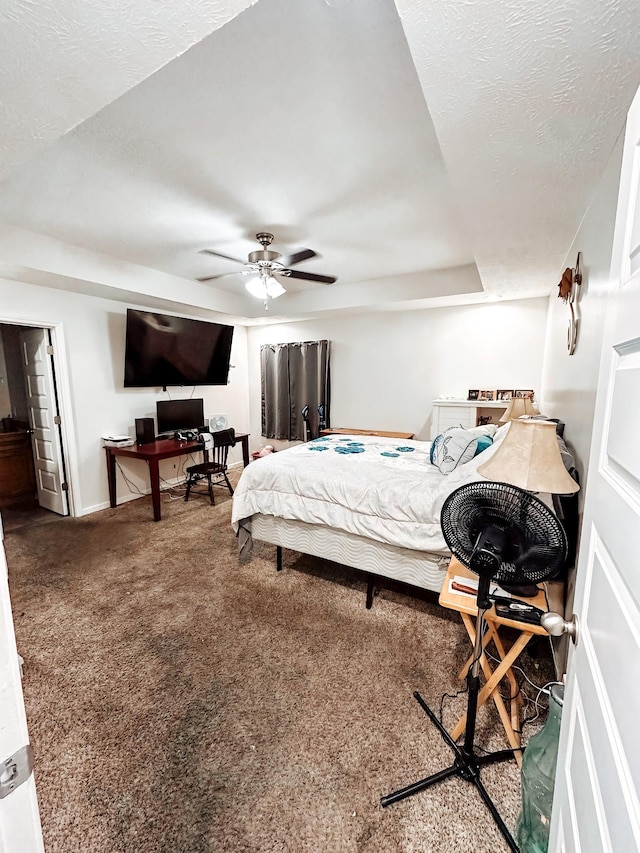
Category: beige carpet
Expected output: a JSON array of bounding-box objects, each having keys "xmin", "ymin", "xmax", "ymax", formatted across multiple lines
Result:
[{"xmin": 5, "ymin": 479, "xmax": 554, "ymax": 852}]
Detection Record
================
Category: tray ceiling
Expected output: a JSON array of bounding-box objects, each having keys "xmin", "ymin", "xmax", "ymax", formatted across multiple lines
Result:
[{"xmin": 1, "ymin": 0, "xmax": 639, "ymax": 323}]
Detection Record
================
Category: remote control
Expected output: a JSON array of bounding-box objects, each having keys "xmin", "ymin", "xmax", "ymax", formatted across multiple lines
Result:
[{"xmin": 494, "ymin": 601, "xmax": 544, "ymax": 625}]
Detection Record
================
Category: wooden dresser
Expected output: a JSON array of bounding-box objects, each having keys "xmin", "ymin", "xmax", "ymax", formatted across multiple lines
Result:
[
  {"xmin": 0, "ymin": 430, "xmax": 36, "ymax": 507},
  {"xmin": 319, "ymin": 428, "xmax": 415, "ymax": 439}
]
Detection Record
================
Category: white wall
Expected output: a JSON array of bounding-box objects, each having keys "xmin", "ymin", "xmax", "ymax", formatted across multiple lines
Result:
[
  {"xmin": 540, "ymin": 131, "xmax": 624, "ymax": 495},
  {"xmin": 247, "ymin": 298, "xmax": 549, "ymax": 446},
  {"xmin": 0, "ymin": 278, "xmax": 250, "ymax": 515}
]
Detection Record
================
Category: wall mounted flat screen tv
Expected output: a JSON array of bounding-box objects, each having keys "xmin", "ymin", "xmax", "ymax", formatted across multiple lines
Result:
[{"xmin": 124, "ymin": 310, "xmax": 234, "ymax": 388}]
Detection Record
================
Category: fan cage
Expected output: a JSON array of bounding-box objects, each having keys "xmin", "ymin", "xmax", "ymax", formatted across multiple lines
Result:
[{"xmin": 441, "ymin": 481, "xmax": 568, "ymax": 584}]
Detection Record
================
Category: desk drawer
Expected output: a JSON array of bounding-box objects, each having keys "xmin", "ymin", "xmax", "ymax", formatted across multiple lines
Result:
[{"xmin": 437, "ymin": 406, "xmax": 476, "ymax": 431}]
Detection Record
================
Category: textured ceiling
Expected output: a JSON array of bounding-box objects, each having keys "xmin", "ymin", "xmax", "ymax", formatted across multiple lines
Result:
[
  {"xmin": 397, "ymin": 0, "xmax": 640, "ymax": 296},
  {"xmin": 0, "ymin": 0, "xmax": 256, "ymax": 180},
  {"xmin": 1, "ymin": 0, "xmax": 639, "ymax": 323}
]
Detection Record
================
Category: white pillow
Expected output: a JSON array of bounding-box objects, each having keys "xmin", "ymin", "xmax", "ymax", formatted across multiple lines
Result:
[
  {"xmin": 467, "ymin": 424, "xmax": 498, "ymax": 438},
  {"xmin": 431, "ymin": 427, "xmax": 479, "ymax": 474}
]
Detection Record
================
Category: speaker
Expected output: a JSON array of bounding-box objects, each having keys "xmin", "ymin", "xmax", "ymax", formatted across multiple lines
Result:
[
  {"xmin": 208, "ymin": 414, "xmax": 229, "ymax": 432},
  {"xmin": 135, "ymin": 417, "xmax": 155, "ymax": 445}
]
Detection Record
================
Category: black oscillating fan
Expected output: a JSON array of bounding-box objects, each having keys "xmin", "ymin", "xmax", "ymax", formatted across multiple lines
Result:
[{"xmin": 381, "ymin": 481, "xmax": 567, "ymax": 853}]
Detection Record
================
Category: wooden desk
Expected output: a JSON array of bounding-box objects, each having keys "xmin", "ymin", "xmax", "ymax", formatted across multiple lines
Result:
[
  {"xmin": 105, "ymin": 432, "xmax": 250, "ymax": 521},
  {"xmin": 439, "ymin": 558, "xmax": 563, "ymax": 766},
  {"xmin": 233, "ymin": 432, "xmax": 250, "ymax": 467},
  {"xmin": 319, "ymin": 428, "xmax": 415, "ymax": 439}
]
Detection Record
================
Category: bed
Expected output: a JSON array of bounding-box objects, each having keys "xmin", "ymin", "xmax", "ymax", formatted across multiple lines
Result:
[{"xmin": 231, "ymin": 427, "xmax": 510, "ymax": 603}]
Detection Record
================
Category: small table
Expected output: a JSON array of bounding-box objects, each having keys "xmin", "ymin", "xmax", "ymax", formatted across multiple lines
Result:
[
  {"xmin": 105, "ymin": 432, "xmax": 250, "ymax": 521},
  {"xmin": 319, "ymin": 428, "xmax": 415, "ymax": 439},
  {"xmin": 439, "ymin": 558, "xmax": 563, "ymax": 766}
]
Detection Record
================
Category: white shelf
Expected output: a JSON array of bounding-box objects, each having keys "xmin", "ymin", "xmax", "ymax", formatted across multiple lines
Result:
[
  {"xmin": 431, "ymin": 399, "xmax": 509, "ymax": 439},
  {"xmin": 433, "ymin": 399, "xmax": 508, "ymax": 408}
]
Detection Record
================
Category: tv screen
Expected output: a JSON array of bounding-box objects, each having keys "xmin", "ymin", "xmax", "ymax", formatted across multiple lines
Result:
[
  {"xmin": 156, "ymin": 399, "xmax": 205, "ymax": 434},
  {"xmin": 124, "ymin": 309, "xmax": 234, "ymax": 388}
]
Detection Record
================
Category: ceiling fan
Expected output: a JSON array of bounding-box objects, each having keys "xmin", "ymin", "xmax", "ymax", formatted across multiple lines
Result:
[{"xmin": 196, "ymin": 232, "xmax": 337, "ymax": 306}]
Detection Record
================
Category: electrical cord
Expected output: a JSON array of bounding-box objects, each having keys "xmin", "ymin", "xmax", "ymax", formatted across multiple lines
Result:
[
  {"xmin": 116, "ymin": 446, "xmax": 204, "ymax": 501},
  {"xmin": 484, "ymin": 646, "xmax": 561, "ymax": 733},
  {"xmin": 438, "ymin": 685, "xmax": 469, "ymax": 725},
  {"xmin": 523, "ymin": 681, "xmax": 560, "ymax": 727},
  {"xmin": 483, "ymin": 645, "xmax": 554, "ymax": 697},
  {"xmin": 115, "ymin": 459, "xmax": 146, "ymax": 496},
  {"xmin": 482, "ymin": 641, "xmax": 558, "ymax": 727},
  {"xmin": 438, "ymin": 620, "xmax": 488, "ymax": 724},
  {"xmin": 161, "ymin": 452, "xmax": 201, "ymax": 499},
  {"xmin": 167, "ymin": 387, "xmax": 197, "ymax": 401}
]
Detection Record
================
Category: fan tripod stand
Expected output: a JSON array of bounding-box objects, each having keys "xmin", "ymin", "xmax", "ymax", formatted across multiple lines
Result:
[{"xmin": 381, "ymin": 575, "xmax": 520, "ymax": 853}]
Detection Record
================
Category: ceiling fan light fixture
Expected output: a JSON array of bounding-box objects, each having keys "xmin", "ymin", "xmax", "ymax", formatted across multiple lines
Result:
[
  {"xmin": 196, "ymin": 233, "xmax": 336, "ymax": 288},
  {"xmin": 265, "ymin": 276, "xmax": 285, "ymax": 298},
  {"xmin": 245, "ymin": 275, "xmax": 285, "ymax": 301}
]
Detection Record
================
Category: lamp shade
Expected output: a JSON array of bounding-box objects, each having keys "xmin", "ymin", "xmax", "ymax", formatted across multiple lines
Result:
[
  {"xmin": 499, "ymin": 396, "xmax": 536, "ymax": 422},
  {"xmin": 477, "ymin": 419, "xmax": 579, "ymax": 494}
]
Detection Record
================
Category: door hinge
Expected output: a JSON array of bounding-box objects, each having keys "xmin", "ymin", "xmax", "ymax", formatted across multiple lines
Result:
[
  {"xmin": 0, "ymin": 745, "xmax": 34, "ymax": 799},
  {"xmin": 62, "ymin": 482, "xmax": 69, "ymax": 491},
  {"xmin": 54, "ymin": 415, "xmax": 61, "ymax": 425},
  {"xmin": 46, "ymin": 345, "xmax": 54, "ymax": 356}
]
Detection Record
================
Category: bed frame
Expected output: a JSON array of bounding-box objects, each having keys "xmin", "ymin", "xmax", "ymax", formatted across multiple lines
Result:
[{"xmin": 250, "ymin": 514, "xmax": 450, "ymax": 608}]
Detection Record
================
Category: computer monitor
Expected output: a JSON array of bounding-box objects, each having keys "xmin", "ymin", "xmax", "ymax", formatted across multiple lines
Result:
[{"xmin": 156, "ymin": 399, "xmax": 205, "ymax": 435}]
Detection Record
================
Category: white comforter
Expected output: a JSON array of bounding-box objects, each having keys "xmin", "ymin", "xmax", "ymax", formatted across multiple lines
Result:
[{"xmin": 231, "ymin": 430, "xmax": 506, "ymax": 553}]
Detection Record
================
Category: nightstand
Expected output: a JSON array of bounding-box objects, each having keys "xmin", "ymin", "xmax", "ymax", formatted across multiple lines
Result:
[{"xmin": 439, "ymin": 558, "xmax": 563, "ymax": 765}]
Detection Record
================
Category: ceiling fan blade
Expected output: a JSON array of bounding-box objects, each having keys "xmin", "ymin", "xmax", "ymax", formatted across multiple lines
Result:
[
  {"xmin": 196, "ymin": 273, "xmax": 236, "ymax": 282},
  {"xmin": 198, "ymin": 249, "xmax": 246, "ymax": 264},
  {"xmin": 282, "ymin": 269, "xmax": 336, "ymax": 285},
  {"xmin": 277, "ymin": 248, "xmax": 317, "ymax": 267}
]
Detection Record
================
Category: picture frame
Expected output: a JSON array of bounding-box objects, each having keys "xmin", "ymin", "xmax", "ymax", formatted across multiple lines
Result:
[
  {"xmin": 478, "ymin": 389, "xmax": 496, "ymax": 401},
  {"xmin": 467, "ymin": 389, "xmax": 479, "ymax": 400},
  {"xmin": 496, "ymin": 389, "xmax": 513, "ymax": 401},
  {"xmin": 514, "ymin": 389, "xmax": 534, "ymax": 399}
]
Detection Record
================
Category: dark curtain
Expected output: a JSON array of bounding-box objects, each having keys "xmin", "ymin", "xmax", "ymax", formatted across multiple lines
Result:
[{"xmin": 261, "ymin": 340, "xmax": 330, "ymax": 440}]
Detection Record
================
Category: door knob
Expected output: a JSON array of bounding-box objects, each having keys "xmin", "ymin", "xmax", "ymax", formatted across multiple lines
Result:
[{"xmin": 541, "ymin": 611, "xmax": 579, "ymax": 645}]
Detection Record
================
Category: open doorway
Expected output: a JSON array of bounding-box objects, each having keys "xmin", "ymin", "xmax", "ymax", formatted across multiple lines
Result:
[{"xmin": 0, "ymin": 322, "xmax": 73, "ymax": 532}]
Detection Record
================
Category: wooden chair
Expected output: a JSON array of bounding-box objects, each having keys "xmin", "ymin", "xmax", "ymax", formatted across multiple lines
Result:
[{"xmin": 184, "ymin": 428, "xmax": 236, "ymax": 505}]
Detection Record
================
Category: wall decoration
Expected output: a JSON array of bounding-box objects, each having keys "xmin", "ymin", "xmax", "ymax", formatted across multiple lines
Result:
[
  {"xmin": 496, "ymin": 390, "xmax": 513, "ymax": 401},
  {"xmin": 478, "ymin": 389, "xmax": 496, "ymax": 401},
  {"xmin": 558, "ymin": 252, "xmax": 583, "ymax": 355},
  {"xmin": 468, "ymin": 389, "xmax": 479, "ymax": 400},
  {"xmin": 514, "ymin": 389, "xmax": 534, "ymax": 399}
]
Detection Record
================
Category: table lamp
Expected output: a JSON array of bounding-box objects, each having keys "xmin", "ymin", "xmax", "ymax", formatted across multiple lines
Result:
[
  {"xmin": 477, "ymin": 418, "xmax": 578, "ymax": 596},
  {"xmin": 477, "ymin": 419, "xmax": 579, "ymax": 495},
  {"xmin": 499, "ymin": 395, "xmax": 536, "ymax": 422}
]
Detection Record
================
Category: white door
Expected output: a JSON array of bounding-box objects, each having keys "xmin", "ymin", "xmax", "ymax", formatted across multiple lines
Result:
[
  {"xmin": 0, "ymin": 515, "xmax": 44, "ymax": 852},
  {"xmin": 20, "ymin": 328, "xmax": 69, "ymax": 515},
  {"xmin": 549, "ymin": 87, "xmax": 640, "ymax": 849}
]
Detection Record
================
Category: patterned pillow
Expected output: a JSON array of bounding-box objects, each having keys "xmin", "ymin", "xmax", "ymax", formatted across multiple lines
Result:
[{"xmin": 431, "ymin": 427, "xmax": 479, "ymax": 474}]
